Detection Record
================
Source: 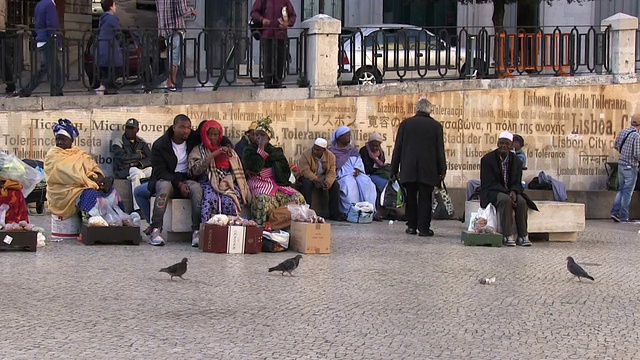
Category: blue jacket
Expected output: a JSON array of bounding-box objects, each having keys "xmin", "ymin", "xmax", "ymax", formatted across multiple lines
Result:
[
  {"xmin": 97, "ymin": 12, "xmax": 123, "ymax": 67},
  {"xmin": 34, "ymin": 0, "xmax": 60, "ymax": 43}
]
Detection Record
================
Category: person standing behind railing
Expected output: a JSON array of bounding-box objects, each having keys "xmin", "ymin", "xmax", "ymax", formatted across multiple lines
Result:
[
  {"xmin": 96, "ymin": 0, "xmax": 124, "ymax": 95},
  {"xmin": 0, "ymin": 29, "xmax": 17, "ymax": 97},
  {"xmin": 96, "ymin": 0, "xmax": 123, "ymax": 95},
  {"xmin": 155, "ymin": 0, "xmax": 197, "ymax": 92},
  {"xmin": 17, "ymin": 0, "xmax": 63, "ymax": 97},
  {"xmin": 251, "ymin": 0, "xmax": 296, "ymax": 89}
]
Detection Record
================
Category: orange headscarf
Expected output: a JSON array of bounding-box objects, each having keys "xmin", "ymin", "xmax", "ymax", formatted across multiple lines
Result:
[{"xmin": 200, "ymin": 120, "xmax": 230, "ymax": 168}]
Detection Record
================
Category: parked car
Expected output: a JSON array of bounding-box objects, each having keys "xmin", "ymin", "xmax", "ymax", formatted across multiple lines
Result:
[
  {"xmin": 136, "ymin": 0, "xmax": 157, "ymax": 10},
  {"xmin": 83, "ymin": 29, "xmax": 152, "ymax": 89},
  {"xmin": 339, "ymin": 24, "xmax": 487, "ymax": 85}
]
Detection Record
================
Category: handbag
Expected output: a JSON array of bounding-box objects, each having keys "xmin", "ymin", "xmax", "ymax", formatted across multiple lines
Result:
[
  {"xmin": 432, "ymin": 181, "xmax": 455, "ymax": 220},
  {"xmin": 268, "ymin": 203, "xmax": 294, "ymax": 230},
  {"xmin": 380, "ymin": 176, "xmax": 405, "ymax": 209},
  {"xmin": 346, "ymin": 202, "xmax": 374, "ymax": 224},
  {"xmin": 262, "ymin": 230, "xmax": 290, "ymax": 252}
]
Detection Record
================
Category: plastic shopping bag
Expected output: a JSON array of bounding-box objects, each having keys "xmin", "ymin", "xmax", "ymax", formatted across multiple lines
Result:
[{"xmin": 467, "ymin": 203, "xmax": 497, "ymax": 234}]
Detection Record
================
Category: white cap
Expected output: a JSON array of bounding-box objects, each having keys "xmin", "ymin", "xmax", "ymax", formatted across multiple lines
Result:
[
  {"xmin": 314, "ymin": 138, "xmax": 328, "ymax": 149},
  {"xmin": 499, "ymin": 131, "xmax": 513, "ymax": 141}
]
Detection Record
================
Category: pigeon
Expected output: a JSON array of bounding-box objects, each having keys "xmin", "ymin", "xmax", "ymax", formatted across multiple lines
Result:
[
  {"xmin": 566, "ymin": 256, "xmax": 594, "ymax": 282},
  {"xmin": 268, "ymin": 255, "xmax": 302, "ymax": 276},
  {"xmin": 159, "ymin": 258, "xmax": 188, "ymax": 280}
]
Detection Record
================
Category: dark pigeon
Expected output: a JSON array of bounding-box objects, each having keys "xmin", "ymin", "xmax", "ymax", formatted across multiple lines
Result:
[
  {"xmin": 160, "ymin": 258, "xmax": 188, "ymax": 280},
  {"xmin": 566, "ymin": 256, "xmax": 594, "ymax": 282},
  {"xmin": 268, "ymin": 255, "xmax": 302, "ymax": 276}
]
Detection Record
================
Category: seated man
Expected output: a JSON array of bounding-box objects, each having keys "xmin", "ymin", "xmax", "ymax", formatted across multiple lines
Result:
[
  {"xmin": 145, "ymin": 114, "xmax": 203, "ymax": 247},
  {"xmin": 297, "ymin": 138, "xmax": 343, "ymax": 221},
  {"xmin": 111, "ymin": 118, "xmax": 152, "ymax": 212},
  {"xmin": 480, "ymin": 131, "xmax": 532, "ymax": 247},
  {"xmin": 512, "ymin": 134, "xmax": 527, "ymax": 170}
]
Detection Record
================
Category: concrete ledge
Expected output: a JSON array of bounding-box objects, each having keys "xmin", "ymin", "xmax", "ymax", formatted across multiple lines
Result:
[
  {"xmin": 464, "ymin": 200, "xmax": 585, "ymax": 242},
  {"xmin": 450, "ymin": 188, "xmax": 640, "ymax": 220},
  {"xmin": 2, "ymin": 74, "xmax": 639, "ymax": 112}
]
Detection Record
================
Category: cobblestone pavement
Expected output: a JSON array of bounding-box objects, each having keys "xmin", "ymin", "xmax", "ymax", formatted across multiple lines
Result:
[{"xmin": 2, "ymin": 211, "xmax": 640, "ymax": 359}]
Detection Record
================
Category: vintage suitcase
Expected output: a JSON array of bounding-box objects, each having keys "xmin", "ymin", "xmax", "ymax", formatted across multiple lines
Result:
[{"xmin": 200, "ymin": 224, "xmax": 263, "ymax": 254}]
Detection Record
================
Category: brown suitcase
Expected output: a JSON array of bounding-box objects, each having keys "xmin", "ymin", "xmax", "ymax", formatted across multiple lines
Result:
[{"xmin": 201, "ymin": 224, "xmax": 263, "ymax": 254}]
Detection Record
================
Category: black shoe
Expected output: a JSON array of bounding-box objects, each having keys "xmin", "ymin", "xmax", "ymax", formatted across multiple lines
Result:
[
  {"xmin": 419, "ymin": 229, "xmax": 434, "ymax": 237},
  {"xmin": 329, "ymin": 214, "xmax": 347, "ymax": 222},
  {"xmin": 405, "ymin": 228, "xmax": 417, "ymax": 235}
]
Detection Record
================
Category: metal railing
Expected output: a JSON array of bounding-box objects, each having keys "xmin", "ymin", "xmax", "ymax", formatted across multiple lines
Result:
[
  {"xmin": 338, "ymin": 25, "xmax": 610, "ymax": 85},
  {"xmin": 0, "ymin": 27, "xmax": 308, "ymax": 96}
]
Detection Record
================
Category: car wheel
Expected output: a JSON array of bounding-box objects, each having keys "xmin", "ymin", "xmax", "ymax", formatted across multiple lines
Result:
[{"xmin": 354, "ymin": 67, "xmax": 382, "ymax": 85}]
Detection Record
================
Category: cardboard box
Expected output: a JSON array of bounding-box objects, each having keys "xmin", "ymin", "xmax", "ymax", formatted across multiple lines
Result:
[
  {"xmin": 200, "ymin": 224, "xmax": 263, "ymax": 254},
  {"xmin": 289, "ymin": 221, "xmax": 331, "ymax": 254},
  {"xmin": 0, "ymin": 231, "xmax": 37, "ymax": 252},
  {"xmin": 461, "ymin": 231, "xmax": 503, "ymax": 247},
  {"xmin": 80, "ymin": 225, "xmax": 141, "ymax": 245}
]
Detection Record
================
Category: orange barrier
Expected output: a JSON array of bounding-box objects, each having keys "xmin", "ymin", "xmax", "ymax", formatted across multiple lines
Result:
[{"xmin": 497, "ymin": 32, "xmax": 572, "ymax": 78}]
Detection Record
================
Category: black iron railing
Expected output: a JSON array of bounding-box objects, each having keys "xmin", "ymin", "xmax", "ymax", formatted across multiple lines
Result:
[
  {"xmin": 338, "ymin": 25, "xmax": 610, "ymax": 85},
  {"xmin": 0, "ymin": 27, "xmax": 308, "ymax": 96}
]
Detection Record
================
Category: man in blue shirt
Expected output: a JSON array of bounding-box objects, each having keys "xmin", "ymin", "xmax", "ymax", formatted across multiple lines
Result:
[
  {"xmin": 18, "ymin": 0, "xmax": 63, "ymax": 97},
  {"xmin": 611, "ymin": 117, "xmax": 640, "ymax": 222}
]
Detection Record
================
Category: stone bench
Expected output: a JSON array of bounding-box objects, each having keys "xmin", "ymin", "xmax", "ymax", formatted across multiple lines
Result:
[{"xmin": 464, "ymin": 200, "xmax": 585, "ymax": 242}]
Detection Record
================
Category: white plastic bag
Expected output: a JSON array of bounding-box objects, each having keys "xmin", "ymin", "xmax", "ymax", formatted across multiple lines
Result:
[
  {"xmin": 0, "ymin": 151, "xmax": 45, "ymax": 197},
  {"xmin": 468, "ymin": 203, "xmax": 497, "ymax": 233},
  {"xmin": 286, "ymin": 204, "xmax": 325, "ymax": 223},
  {"xmin": 354, "ymin": 201, "xmax": 374, "ymax": 213},
  {"xmin": 262, "ymin": 230, "xmax": 290, "ymax": 249}
]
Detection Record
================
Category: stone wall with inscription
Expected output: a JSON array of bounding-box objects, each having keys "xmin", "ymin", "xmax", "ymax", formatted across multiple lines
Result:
[{"xmin": 1, "ymin": 83, "xmax": 638, "ymax": 190}]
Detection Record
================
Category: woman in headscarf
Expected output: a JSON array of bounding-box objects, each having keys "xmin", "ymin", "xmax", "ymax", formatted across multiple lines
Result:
[
  {"xmin": 359, "ymin": 132, "xmax": 391, "ymax": 194},
  {"xmin": 189, "ymin": 119, "xmax": 251, "ymax": 222},
  {"xmin": 329, "ymin": 126, "xmax": 380, "ymax": 221},
  {"xmin": 242, "ymin": 116, "xmax": 305, "ymax": 226},
  {"xmin": 44, "ymin": 119, "xmax": 123, "ymax": 220}
]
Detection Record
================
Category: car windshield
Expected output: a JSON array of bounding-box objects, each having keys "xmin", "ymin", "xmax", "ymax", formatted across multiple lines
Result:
[{"xmin": 362, "ymin": 28, "xmax": 447, "ymax": 50}]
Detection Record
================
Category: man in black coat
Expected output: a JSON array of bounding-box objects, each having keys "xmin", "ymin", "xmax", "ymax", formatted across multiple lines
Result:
[
  {"xmin": 480, "ymin": 131, "xmax": 531, "ymax": 247},
  {"xmin": 391, "ymin": 97, "xmax": 446, "ymax": 237},
  {"xmin": 145, "ymin": 114, "xmax": 203, "ymax": 247}
]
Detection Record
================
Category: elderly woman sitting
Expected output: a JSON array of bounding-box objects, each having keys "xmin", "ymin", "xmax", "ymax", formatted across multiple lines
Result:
[
  {"xmin": 329, "ymin": 126, "xmax": 380, "ymax": 221},
  {"xmin": 44, "ymin": 119, "xmax": 123, "ymax": 220},
  {"xmin": 189, "ymin": 120, "xmax": 251, "ymax": 223},
  {"xmin": 359, "ymin": 132, "xmax": 391, "ymax": 194},
  {"xmin": 243, "ymin": 117, "xmax": 305, "ymax": 226}
]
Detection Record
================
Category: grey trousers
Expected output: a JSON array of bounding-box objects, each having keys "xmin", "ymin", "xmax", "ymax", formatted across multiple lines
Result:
[
  {"xmin": 495, "ymin": 192, "xmax": 528, "ymax": 238},
  {"xmin": 150, "ymin": 179, "xmax": 203, "ymax": 232}
]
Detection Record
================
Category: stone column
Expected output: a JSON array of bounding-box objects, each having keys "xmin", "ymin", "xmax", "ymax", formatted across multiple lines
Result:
[
  {"xmin": 301, "ymin": 14, "xmax": 341, "ymax": 98},
  {"xmin": 601, "ymin": 13, "xmax": 639, "ymax": 84}
]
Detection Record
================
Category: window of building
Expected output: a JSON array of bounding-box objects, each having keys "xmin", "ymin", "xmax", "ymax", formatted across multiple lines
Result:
[{"xmin": 302, "ymin": 0, "xmax": 344, "ymax": 22}]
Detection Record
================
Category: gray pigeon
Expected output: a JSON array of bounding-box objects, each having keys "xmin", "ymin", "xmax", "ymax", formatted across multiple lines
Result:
[
  {"xmin": 268, "ymin": 255, "xmax": 302, "ymax": 276},
  {"xmin": 566, "ymin": 256, "xmax": 594, "ymax": 282},
  {"xmin": 160, "ymin": 258, "xmax": 188, "ymax": 280}
]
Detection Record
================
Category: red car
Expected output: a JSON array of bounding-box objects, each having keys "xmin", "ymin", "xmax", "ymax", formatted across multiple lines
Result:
[{"xmin": 83, "ymin": 29, "xmax": 151, "ymax": 89}]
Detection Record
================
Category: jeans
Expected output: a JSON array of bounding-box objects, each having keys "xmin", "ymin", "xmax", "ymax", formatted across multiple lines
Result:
[
  {"xmin": 149, "ymin": 180, "xmax": 203, "ymax": 231},
  {"xmin": 611, "ymin": 165, "xmax": 638, "ymax": 221},
  {"xmin": 134, "ymin": 184, "xmax": 151, "ymax": 223},
  {"xmin": 22, "ymin": 42, "xmax": 63, "ymax": 96}
]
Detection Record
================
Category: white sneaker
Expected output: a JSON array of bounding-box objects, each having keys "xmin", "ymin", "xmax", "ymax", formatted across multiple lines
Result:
[
  {"xmin": 149, "ymin": 228, "xmax": 165, "ymax": 246},
  {"xmin": 95, "ymin": 85, "xmax": 106, "ymax": 95},
  {"xmin": 191, "ymin": 230, "xmax": 199, "ymax": 248}
]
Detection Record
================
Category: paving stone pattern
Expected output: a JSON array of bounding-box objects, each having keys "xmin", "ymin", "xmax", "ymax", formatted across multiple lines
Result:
[{"xmin": 2, "ymin": 212, "xmax": 640, "ymax": 359}]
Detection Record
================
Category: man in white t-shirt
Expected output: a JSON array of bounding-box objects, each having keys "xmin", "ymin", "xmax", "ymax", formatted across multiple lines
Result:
[{"xmin": 145, "ymin": 114, "xmax": 203, "ymax": 246}]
